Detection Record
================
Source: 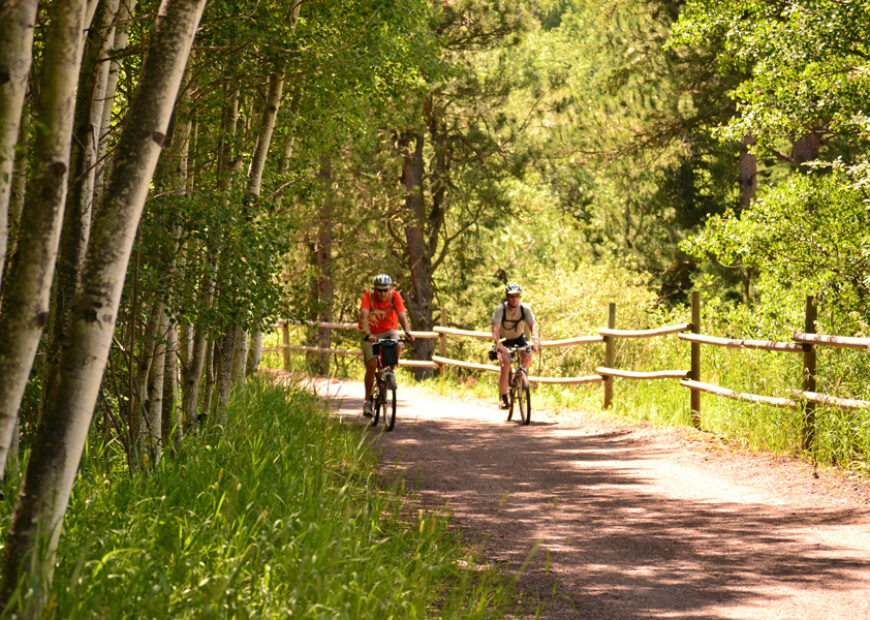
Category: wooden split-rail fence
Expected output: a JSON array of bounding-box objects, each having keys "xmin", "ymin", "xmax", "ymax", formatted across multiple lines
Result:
[{"xmin": 266, "ymin": 294, "xmax": 869, "ymax": 449}]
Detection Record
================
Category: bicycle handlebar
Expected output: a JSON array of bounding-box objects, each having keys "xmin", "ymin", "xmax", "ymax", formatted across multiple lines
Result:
[
  {"xmin": 497, "ymin": 338, "xmax": 533, "ymax": 353},
  {"xmin": 505, "ymin": 344, "xmax": 533, "ymax": 353},
  {"xmin": 375, "ymin": 337, "xmax": 411, "ymax": 345}
]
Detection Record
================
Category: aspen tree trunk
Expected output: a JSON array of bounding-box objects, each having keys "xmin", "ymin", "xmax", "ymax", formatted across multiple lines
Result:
[
  {"xmin": 159, "ymin": 110, "xmax": 190, "ymax": 447},
  {"xmin": 181, "ymin": 271, "xmax": 213, "ymax": 427},
  {"xmin": 246, "ymin": 331, "xmax": 263, "ymax": 375},
  {"xmin": 0, "ymin": 0, "xmax": 90, "ymax": 483},
  {"xmin": 7, "ymin": 103, "xmax": 29, "ymax": 249},
  {"xmin": 130, "ymin": 295, "xmax": 160, "ymax": 436},
  {"xmin": 178, "ymin": 320, "xmax": 193, "ymax": 373},
  {"xmin": 0, "ymin": 0, "xmax": 39, "ymax": 289},
  {"xmin": 0, "ymin": 0, "xmax": 206, "ymax": 608},
  {"xmin": 52, "ymin": 0, "xmax": 122, "ymax": 348},
  {"xmin": 213, "ymin": 329, "xmax": 235, "ymax": 427},
  {"xmin": 214, "ymin": 71, "xmax": 283, "ymax": 421},
  {"xmin": 201, "ymin": 339, "xmax": 215, "ymax": 420},
  {"xmin": 6, "ymin": 105, "xmax": 29, "ymax": 258},
  {"xmin": 162, "ymin": 320, "xmax": 181, "ymax": 448},
  {"xmin": 143, "ymin": 310, "xmax": 168, "ymax": 465},
  {"xmin": 182, "ymin": 88, "xmax": 236, "ymax": 429},
  {"xmin": 94, "ymin": 0, "xmax": 138, "ymax": 212},
  {"xmin": 231, "ymin": 327, "xmax": 247, "ymax": 384}
]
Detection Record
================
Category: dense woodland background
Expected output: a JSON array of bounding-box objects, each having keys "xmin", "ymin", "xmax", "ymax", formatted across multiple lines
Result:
[{"xmin": 0, "ymin": 0, "xmax": 868, "ymax": 612}]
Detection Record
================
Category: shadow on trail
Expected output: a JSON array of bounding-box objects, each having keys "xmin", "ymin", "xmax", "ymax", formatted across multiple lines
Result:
[
  {"xmin": 314, "ymin": 379, "xmax": 870, "ymax": 619},
  {"xmin": 379, "ymin": 420, "xmax": 870, "ymax": 618}
]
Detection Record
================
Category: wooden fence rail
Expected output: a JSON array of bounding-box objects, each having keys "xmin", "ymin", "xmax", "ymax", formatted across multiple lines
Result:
[{"xmin": 270, "ymin": 293, "xmax": 869, "ymax": 450}]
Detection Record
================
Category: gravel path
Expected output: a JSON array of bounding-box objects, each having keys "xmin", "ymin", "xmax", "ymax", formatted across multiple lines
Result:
[{"xmin": 303, "ymin": 374, "xmax": 870, "ymax": 619}]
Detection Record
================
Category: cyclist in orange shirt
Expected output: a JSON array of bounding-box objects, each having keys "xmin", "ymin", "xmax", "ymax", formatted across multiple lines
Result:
[{"xmin": 359, "ymin": 274, "xmax": 414, "ymax": 416}]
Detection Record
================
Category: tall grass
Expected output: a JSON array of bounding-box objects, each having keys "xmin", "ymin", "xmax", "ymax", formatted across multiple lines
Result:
[{"xmin": 3, "ymin": 379, "xmax": 522, "ymax": 618}]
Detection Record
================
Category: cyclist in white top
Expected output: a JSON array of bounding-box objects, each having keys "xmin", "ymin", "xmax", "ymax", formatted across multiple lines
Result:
[{"xmin": 491, "ymin": 283, "xmax": 540, "ymax": 409}]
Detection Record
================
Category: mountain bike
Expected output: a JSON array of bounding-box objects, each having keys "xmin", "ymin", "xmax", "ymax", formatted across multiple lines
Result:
[
  {"xmin": 504, "ymin": 343, "xmax": 533, "ymax": 425},
  {"xmin": 370, "ymin": 337, "xmax": 404, "ymax": 431}
]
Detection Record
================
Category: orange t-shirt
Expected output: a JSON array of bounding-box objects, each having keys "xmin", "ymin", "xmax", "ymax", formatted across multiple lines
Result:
[{"xmin": 360, "ymin": 290, "xmax": 405, "ymax": 334}]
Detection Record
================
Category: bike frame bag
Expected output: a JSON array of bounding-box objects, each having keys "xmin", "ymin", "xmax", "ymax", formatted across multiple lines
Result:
[{"xmin": 376, "ymin": 340, "xmax": 399, "ymax": 367}]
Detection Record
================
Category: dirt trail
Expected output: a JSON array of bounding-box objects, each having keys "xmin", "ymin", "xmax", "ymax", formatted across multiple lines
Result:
[{"xmin": 303, "ymin": 374, "xmax": 870, "ymax": 619}]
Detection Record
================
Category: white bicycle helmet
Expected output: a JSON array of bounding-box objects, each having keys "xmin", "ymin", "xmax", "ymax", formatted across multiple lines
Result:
[{"xmin": 373, "ymin": 274, "xmax": 393, "ymax": 289}]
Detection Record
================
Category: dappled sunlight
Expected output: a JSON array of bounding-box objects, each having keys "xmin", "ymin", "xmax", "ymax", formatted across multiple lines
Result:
[{"xmin": 308, "ymin": 375, "xmax": 870, "ymax": 619}]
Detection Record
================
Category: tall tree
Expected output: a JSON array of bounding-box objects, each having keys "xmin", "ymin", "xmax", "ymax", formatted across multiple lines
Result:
[
  {"xmin": 0, "ymin": 0, "xmax": 40, "ymax": 289},
  {"xmin": 0, "ymin": 0, "xmax": 207, "ymax": 608},
  {"xmin": 0, "ymin": 0, "xmax": 91, "ymax": 482}
]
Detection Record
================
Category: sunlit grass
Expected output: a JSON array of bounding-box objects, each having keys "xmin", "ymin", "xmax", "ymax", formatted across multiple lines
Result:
[{"xmin": 4, "ymin": 378, "xmax": 524, "ymax": 618}]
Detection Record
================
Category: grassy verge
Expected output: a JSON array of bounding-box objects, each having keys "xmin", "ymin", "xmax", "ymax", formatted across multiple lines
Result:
[{"xmin": 7, "ymin": 378, "xmax": 522, "ymax": 618}]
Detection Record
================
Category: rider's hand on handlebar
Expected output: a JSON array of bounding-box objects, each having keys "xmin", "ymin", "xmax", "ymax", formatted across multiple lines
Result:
[
  {"xmin": 404, "ymin": 332, "xmax": 415, "ymax": 343},
  {"xmin": 366, "ymin": 334, "xmax": 376, "ymax": 343}
]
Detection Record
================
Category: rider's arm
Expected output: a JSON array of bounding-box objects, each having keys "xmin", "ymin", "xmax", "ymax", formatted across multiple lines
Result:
[
  {"xmin": 397, "ymin": 311, "xmax": 414, "ymax": 340},
  {"xmin": 492, "ymin": 324, "xmax": 505, "ymax": 352},
  {"xmin": 360, "ymin": 308, "xmax": 374, "ymax": 342},
  {"xmin": 529, "ymin": 321, "xmax": 541, "ymax": 353}
]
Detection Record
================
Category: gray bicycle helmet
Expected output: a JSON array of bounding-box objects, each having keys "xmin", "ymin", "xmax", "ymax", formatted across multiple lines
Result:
[
  {"xmin": 373, "ymin": 274, "xmax": 393, "ymax": 289},
  {"xmin": 505, "ymin": 282, "xmax": 522, "ymax": 296}
]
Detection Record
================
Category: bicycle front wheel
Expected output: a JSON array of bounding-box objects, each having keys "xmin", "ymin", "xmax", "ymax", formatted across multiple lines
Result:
[
  {"xmin": 519, "ymin": 385, "xmax": 531, "ymax": 425},
  {"xmin": 507, "ymin": 385, "xmax": 516, "ymax": 421},
  {"xmin": 383, "ymin": 386, "xmax": 397, "ymax": 431},
  {"xmin": 370, "ymin": 383, "xmax": 381, "ymax": 427}
]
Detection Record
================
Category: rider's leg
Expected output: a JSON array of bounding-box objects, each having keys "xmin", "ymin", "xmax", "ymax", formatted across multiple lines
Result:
[
  {"xmin": 521, "ymin": 350, "xmax": 533, "ymax": 371},
  {"xmin": 498, "ymin": 350, "xmax": 511, "ymax": 395},
  {"xmin": 364, "ymin": 357, "xmax": 377, "ymax": 399}
]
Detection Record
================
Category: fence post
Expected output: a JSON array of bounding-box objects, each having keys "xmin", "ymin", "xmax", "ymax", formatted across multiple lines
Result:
[
  {"xmin": 801, "ymin": 295, "xmax": 817, "ymax": 452},
  {"xmin": 603, "ymin": 302, "xmax": 616, "ymax": 409},
  {"xmin": 439, "ymin": 307, "xmax": 447, "ymax": 377},
  {"xmin": 282, "ymin": 320, "xmax": 291, "ymax": 371},
  {"xmin": 690, "ymin": 291, "xmax": 701, "ymax": 428}
]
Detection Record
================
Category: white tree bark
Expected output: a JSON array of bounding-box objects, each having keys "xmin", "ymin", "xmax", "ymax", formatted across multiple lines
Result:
[
  {"xmin": 0, "ymin": 0, "xmax": 39, "ymax": 289},
  {"xmin": 213, "ymin": 328, "xmax": 236, "ymax": 427},
  {"xmin": 143, "ymin": 309, "xmax": 168, "ymax": 465},
  {"xmin": 93, "ymin": 0, "xmax": 138, "ymax": 214},
  {"xmin": 231, "ymin": 326, "xmax": 247, "ymax": 384},
  {"xmin": 162, "ymin": 317, "xmax": 182, "ymax": 448},
  {"xmin": 0, "ymin": 0, "xmax": 207, "ymax": 608},
  {"xmin": 213, "ymin": 71, "xmax": 284, "ymax": 420},
  {"xmin": 0, "ymin": 0, "xmax": 90, "ymax": 483},
  {"xmin": 6, "ymin": 105, "xmax": 29, "ymax": 258},
  {"xmin": 181, "ymin": 271, "xmax": 213, "ymax": 427},
  {"xmin": 53, "ymin": 0, "xmax": 122, "ymax": 345},
  {"xmin": 246, "ymin": 330, "xmax": 263, "ymax": 375}
]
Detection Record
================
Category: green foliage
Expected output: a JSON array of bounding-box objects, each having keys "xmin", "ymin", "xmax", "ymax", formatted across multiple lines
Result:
[
  {"xmin": 6, "ymin": 380, "xmax": 521, "ymax": 617},
  {"xmin": 683, "ymin": 168, "xmax": 870, "ymax": 331},
  {"xmin": 670, "ymin": 0, "xmax": 870, "ymax": 157}
]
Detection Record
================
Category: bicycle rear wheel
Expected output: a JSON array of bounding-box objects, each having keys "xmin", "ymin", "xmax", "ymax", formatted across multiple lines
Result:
[
  {"xmin": 383, "ymin": 385, "xmax": 397, "ymax": 431},
  {"xmin": 519, "ymin": 385, "xmax": 531, "ymax": 425}
]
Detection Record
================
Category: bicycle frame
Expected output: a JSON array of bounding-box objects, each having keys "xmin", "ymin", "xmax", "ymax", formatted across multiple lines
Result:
[
  {"xmin": 502, "ymin": 343, "xmax": 533, "ymax": 425},
  {"xmin": 369, "ymin": 338, "xmax": 402, "ymax": 431}
]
